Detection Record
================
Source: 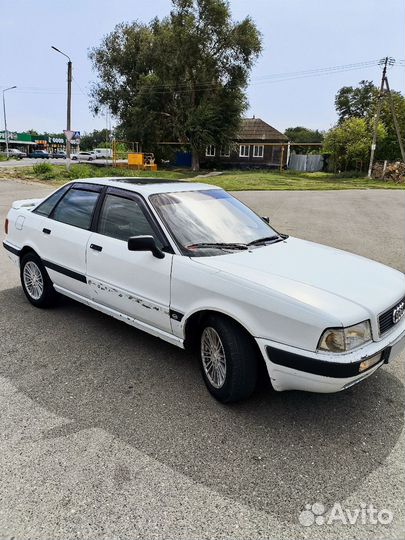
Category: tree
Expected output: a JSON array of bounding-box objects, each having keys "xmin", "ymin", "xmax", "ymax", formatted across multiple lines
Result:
[
  {"xmin": 284, "ymin": 126, "xmax": 324, "ymax": 143},
  {"xmin": 335, "ymin": 80, "xmax": 405, "ymax": 161},
  {"xmin": 377, "ymin": 91, "xmax": 405, "ymax": 160},
  {"xmin": 323, "ymin": 117, "xmax": 386, "ymax": 172},
  {"xmin": 89, "ymin": 0, "xmax": 262, "ymax": 170},
  {"xmin": 335, "ymin": 80, "xmax": 377, "ymax": 122},
  {"xmin": 80, "ymin": 129, "xmax": 111, "ymax": 150}
]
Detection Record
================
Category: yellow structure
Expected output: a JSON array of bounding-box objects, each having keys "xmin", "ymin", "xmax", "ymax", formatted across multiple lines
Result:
[
  {"xmin": 128, "ymin": 153, "xmax": 144, "ymax": 166},
  {"xmin": 112, "ymin": 142, "xmax": 158, "ymax": 170},
  {"xmin": 127, "ymin": 152, "xmax": 157, "ymax": 170}
]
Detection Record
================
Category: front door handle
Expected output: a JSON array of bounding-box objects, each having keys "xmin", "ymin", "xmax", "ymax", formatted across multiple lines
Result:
[
  {"xmin": 90, "ymin": 244, "xmax": 103, "ymax": 252},
  {"xmin": 42, "ymin": 228, "xmax": 51, "ymax": 235}
]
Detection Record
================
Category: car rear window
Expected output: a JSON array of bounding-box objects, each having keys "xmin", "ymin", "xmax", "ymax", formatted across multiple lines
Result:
[
  {"xmin": 33, "ymin": 184, "xmax": 71, "ymax": 217},
  {"xmin": 52, "ymin": 187, "xmax": 99, "ymax": 230}
]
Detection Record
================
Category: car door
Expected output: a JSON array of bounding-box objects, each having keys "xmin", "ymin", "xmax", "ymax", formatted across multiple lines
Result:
[
  {"xmin": 86, "ymin": 187, "xmax": 173, "ymax": 333},
  {"xmin": 35, "ymin": 182, "xmax": 102, "ymax": 299}
]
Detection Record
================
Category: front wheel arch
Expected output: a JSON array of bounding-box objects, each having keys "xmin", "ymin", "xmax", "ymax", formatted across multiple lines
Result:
[{"xmin": 184, "ymin": 309, "xmax": 257, "ymax": 352}]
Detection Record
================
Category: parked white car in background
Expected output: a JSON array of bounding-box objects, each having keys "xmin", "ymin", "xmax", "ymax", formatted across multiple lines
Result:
[
  {"xmin": 71, "ymin": 151, "xmax": 97, "ymax": 162},
  {"xmin": 93, "ymin": 148, "xmax": 112, "ymax": 159},
  {"xmin": 3, "ymin": 178, "xmax": 405, "ymax": 402},
  {"xmin": 3, "ymin": 148, "xmax": 27, "ymax": 159}
]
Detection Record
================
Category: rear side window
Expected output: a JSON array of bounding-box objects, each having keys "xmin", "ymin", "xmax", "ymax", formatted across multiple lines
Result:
[
  {"xmin": 33, "ymin": 184, "xmax": 71, "ymax": 217},
  {"xmin": 52, "ymin": 188, "xmax": 99, "ymax": 230}
]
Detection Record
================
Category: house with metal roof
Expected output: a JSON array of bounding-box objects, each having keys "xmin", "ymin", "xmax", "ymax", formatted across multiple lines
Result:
[{"xmin": 201, "ymin": 117, "xmax": 289, "ymax": 169}]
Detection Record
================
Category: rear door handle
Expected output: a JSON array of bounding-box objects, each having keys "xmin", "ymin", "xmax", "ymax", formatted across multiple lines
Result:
[
  {"xmin": 42, "ymin": 228, "xmax": 51, "ymax": 235},
  {"xmin": 90, "ymin": 244, "xmax": 103, "ymax": 252}
]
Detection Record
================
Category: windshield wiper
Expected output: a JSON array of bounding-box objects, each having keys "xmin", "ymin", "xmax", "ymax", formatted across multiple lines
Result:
[
  {"xmin": 186, "ymin": 242, "xmax": 249, "ymax": 251},
  {"xmin": 247, "ymin": 235, "xmax": 283, "ymax": 246}
]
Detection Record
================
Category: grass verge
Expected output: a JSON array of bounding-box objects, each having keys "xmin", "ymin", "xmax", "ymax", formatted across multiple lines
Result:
[
  {"xmin": 0, "ymin": 164, "xmax": 403, "ymax": 190},
  {"xmin": 198, "ymin": 170, "xmax": 405, "ymax": 190}
]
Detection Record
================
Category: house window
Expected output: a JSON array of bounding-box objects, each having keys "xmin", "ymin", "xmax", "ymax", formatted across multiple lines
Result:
[
  {"xmin": 220, "ymin": 147, "xmax": 230, "ymax": 157},
  {"xmin": 239, "ymin": 145, "xmax": 250, "ymax": 158},
  {"xmin": 253, "ymin": 145, "xmax": 264, "ymax": 158},
  {"xmin": 205, "ymin": 145, "xmax": 216, "ymax": 157}
]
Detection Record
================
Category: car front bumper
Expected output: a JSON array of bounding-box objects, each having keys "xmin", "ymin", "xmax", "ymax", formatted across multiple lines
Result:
[{"xmin": 256, "ymin": 323, "xmax": 405, "ymax": 393}]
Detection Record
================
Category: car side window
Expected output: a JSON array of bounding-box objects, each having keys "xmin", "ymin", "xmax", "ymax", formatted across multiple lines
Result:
[
  {"xmin": 98, "ymin": 194, "xmax": 162, "ymax": 246},
  {"xmin": 33, "ymin": 184, "xmax": 71, "ymax": 217},
  {"xmin": 52, "ymin": 187, "xmax": 99, "ymax": 230}
]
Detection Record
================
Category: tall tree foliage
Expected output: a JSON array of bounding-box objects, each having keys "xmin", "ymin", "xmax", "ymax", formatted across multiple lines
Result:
[
  {"xmin": 335, "ymin": 80, "xmax": 377, "ymax": 122},
  {"xmin": 284, "ymin": 126, "xmax": 324, "ymax": 143},
  {"xmin": 80, "ymin": 129, "xmax": 112, "ymax": 151},
  {"xmin": 335, "ymin": 80, "xmax": 405, "ymax": 161},
  {"xmin": 323, "ymin": 117, "xmax": 386, "ymax": 172},
  {"xmin": 89, "ymin": 0, "xmax": 262, "ymax": 169}
]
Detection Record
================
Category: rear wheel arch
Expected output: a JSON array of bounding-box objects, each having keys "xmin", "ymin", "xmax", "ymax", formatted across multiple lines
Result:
[
  {"xmin": 19, "ymin": 245, "xmax": 39, "ymax": 261},
  {"xmin": 19, "ymin": 250, "xmax": 57, "ymax": 307}
]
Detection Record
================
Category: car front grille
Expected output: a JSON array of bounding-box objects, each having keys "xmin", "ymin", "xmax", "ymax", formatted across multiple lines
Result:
[{"xmin": 379, "ymin": 295, "xmax": 405, "ymax": 335}]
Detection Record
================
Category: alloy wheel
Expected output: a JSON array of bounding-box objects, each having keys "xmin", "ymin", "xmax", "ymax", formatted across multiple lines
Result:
[{"xmin": 201, "ymin": 326, "xmax": 227, "ymax": 388}]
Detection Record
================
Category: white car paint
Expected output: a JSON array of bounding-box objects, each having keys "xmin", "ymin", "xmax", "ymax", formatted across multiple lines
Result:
[
  {"xmin": 71, "ymin": 152, "xmax": 97, "ymax": 161},
  {"xmin": 93, "ymin": 148, "xmax": 112, "ymax": 159},
  {"xmin": 3, "ymin": 177, "xmax": 405, "ymax": 395}
]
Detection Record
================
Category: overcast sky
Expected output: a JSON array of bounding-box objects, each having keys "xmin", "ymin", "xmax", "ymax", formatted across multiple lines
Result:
[{"xmin": 1, "ymin": 0, "xmax": 404, "ymax": 136}]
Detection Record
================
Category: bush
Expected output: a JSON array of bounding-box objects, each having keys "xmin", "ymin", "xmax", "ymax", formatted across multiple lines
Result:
[{"xmin": 33, "ymin": 162, "xmax": 53, "ymax": 175}]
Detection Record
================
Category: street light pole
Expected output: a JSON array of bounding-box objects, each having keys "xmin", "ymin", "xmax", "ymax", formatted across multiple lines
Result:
[
  {"xmin": 51, "ymin": 46, "xmax": 72, "ymax": 169},
  {"xmin": 2, "ymin": 86, "xmax": 17, "ymax": 158}
]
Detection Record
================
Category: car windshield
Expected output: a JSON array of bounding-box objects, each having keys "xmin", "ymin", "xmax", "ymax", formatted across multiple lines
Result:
[{"xmin": 150, "ymin": 189, "xmax": 280, "ymax": 256}]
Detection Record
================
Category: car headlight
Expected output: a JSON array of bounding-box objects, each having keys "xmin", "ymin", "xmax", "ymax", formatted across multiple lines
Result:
[{"xmin": 318, "ymin": 321, "xmax": 372, "ymax": 352}]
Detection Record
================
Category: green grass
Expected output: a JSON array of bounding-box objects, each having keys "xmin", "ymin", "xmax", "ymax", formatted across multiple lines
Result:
[
  {"xmin": 0, "ymin": 164, "xmax": 198, "ymax": 184},
  {"xmin": 32, "ymin": 162, "xmax": 53, "ymax": 175},
  {"xmin": 198, "ymin": 170, "xmax": 405, "ymax": 191},
  {"xmin": 0, "ymin": 164, "xmax": 403, "ymax": 190}
]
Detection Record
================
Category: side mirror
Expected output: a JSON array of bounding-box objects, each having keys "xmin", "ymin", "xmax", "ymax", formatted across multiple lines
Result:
[
  {"xmin": 128, "ymin": 235, "xmax": 165, "ymax": 259},
  {"xmin": 262, "ymin": 216, "xmax": 270, "ymax": 224}
]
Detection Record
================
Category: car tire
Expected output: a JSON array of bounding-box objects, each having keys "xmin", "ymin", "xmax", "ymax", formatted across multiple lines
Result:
[
  {"xmin": 199, "ymin": 315, "xmax": 258, "ymax": 403},
  {"xmin": 20, "ymin": 252, "xmax": 58, "ymax": 308}
]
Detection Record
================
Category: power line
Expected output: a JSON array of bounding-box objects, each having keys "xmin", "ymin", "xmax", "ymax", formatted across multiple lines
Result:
[
  {"xmin": 1, "ymin": 58, "xmax": 402, "ymax": 98},
  {"xmin": 0, "ymin": 59, "xmax": 393, "ymax": 95}
]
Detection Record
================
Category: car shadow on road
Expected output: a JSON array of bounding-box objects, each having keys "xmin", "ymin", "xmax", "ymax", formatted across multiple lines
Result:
[{"xmin": 0, "ymin": 287, "xmax": 403, "ymax": 523}]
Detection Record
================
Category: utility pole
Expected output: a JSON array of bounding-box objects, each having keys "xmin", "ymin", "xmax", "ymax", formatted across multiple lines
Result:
[
  {"xmin": 2, "ymin": 86, "xmax": 17, "ymax": 158},
  {"xmin": 51, "ymin": 46, "xmax": 72, "ymax": 169},
  {"xmin": 66, "ymin": 59, "xmax": 72, "ymax": 164},
  {"xmin": 367, "ymin": 57, "xmax": 389, "ymax": 178}
]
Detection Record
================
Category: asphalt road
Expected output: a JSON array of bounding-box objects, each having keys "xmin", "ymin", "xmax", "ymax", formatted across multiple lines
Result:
[
  {"xmin": 0, "ymin": 158, "xmax": 113, "ymax": 168},
  {"xmin": 0, "ymin": 158, "xmax": 68, "ymax": 168},
  {"xmin": 0, "ymin": 179, "xmax": 404, "ymax": 540}
]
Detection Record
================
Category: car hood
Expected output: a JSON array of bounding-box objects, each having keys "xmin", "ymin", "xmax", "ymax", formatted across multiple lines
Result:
[{"xmin": 194, "ymin": 237, "xmax": 405, "ymax": 324}]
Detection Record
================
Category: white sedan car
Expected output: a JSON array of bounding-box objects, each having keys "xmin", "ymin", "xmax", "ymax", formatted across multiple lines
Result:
[
  {"xmin": 3, "ymin": 178, "xmax": 405, "ymax": 402},
  {"xmin": 71, "ymin": 151, "xmax": 97, "ymax": 162}
]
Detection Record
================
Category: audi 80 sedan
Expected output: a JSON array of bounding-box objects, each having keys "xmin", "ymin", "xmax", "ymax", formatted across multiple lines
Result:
[{"xmin": 3, "ymin": 178, "xmax": 405, "ymax": 402}]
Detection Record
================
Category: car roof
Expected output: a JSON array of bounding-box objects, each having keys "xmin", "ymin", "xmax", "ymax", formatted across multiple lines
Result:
[{"xmin": 69, "ymin": 177, "xmax": 221, "ymax": 196}]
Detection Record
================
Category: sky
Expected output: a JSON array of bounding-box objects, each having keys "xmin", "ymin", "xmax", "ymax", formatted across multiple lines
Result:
[{"xmin": 1, "ymin": 0, "xmax": 404, "ymax": 136}]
